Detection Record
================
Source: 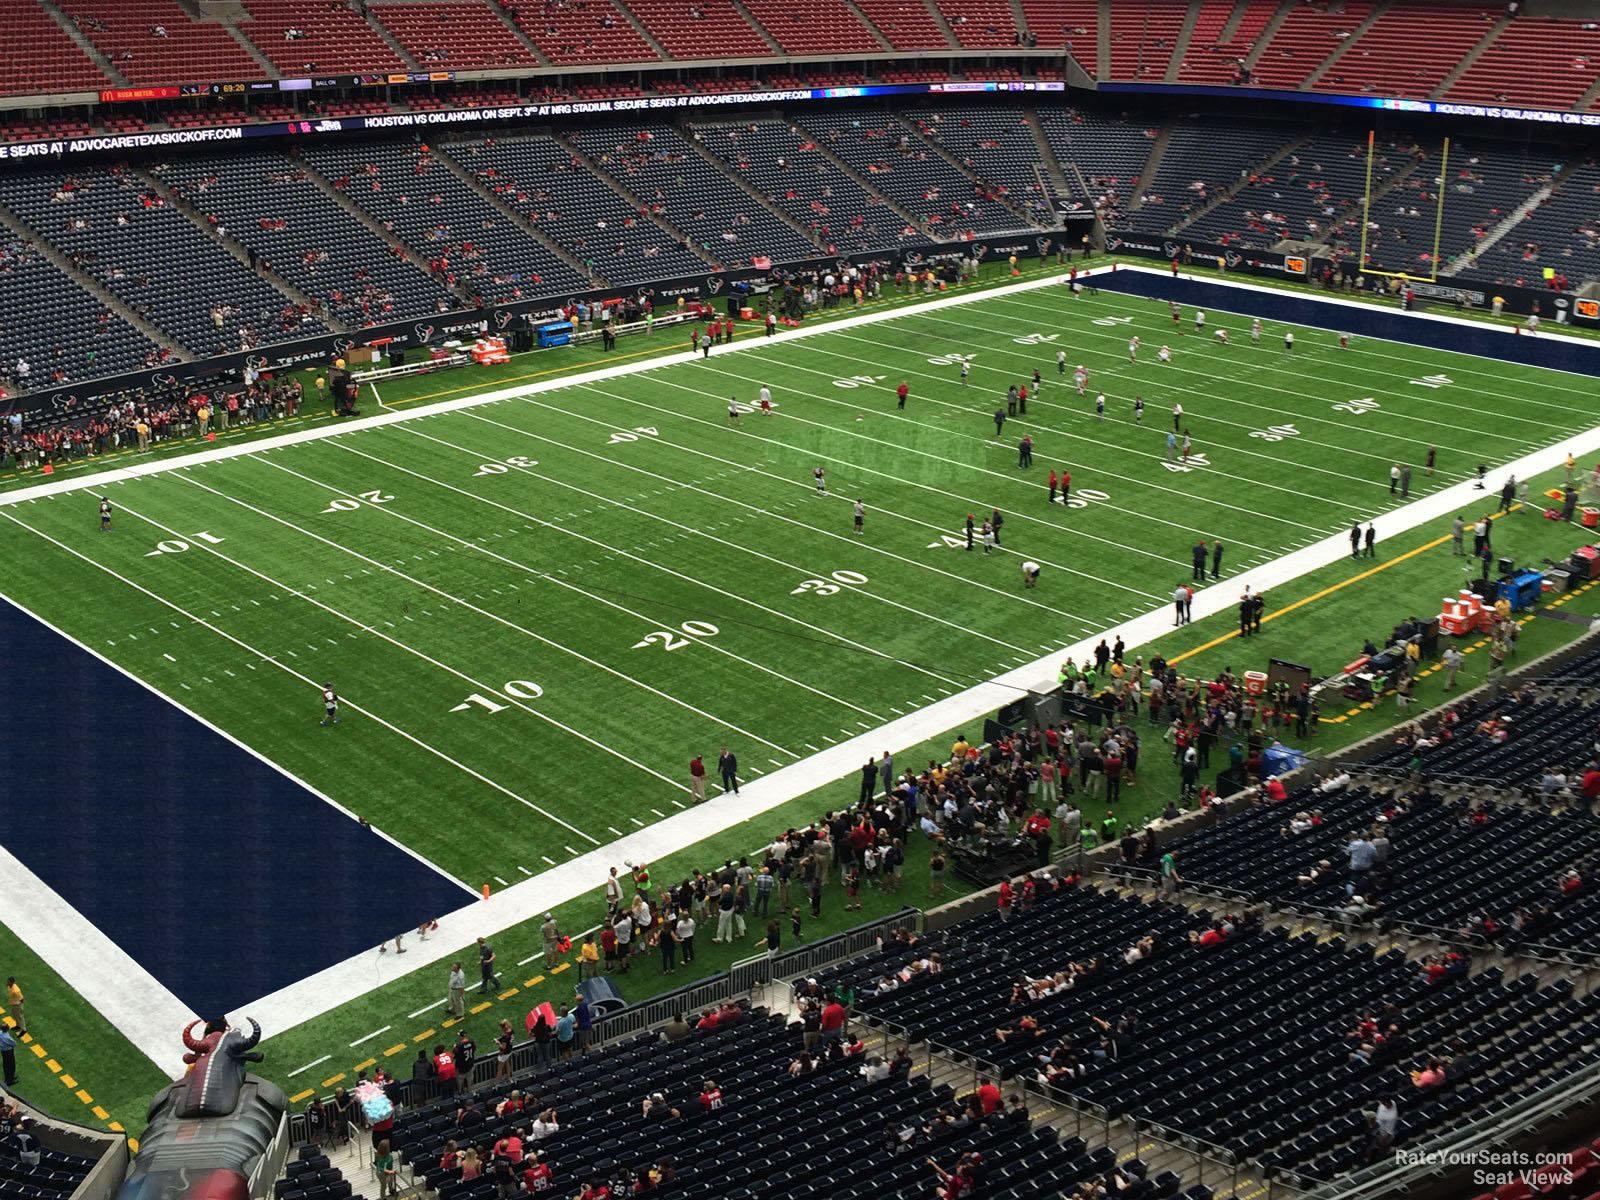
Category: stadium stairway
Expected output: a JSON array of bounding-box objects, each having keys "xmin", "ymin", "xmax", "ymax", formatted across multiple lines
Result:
[
  {"xmin": 1300, "ymin": 0, "xmax": 1392, "ymax": 92},
  {"xmin": 0, "ymin": 200, "xmax": 181, "ymax": 360},
  {"xmin": 1020, "ymin": 109, "xmax": 1073, "ymax": 206},
  {"xmin": 1125, "ymin": 124, "xmax": 1172, "ymax": 218},
  {"xmin": 35, "ymin": 0, "xmax": 124, "ymax": 88},
  {"xmin": 548, "ymin": 131, "xmax": 722, "ymax": 271},
  {"xmin": 780, "ymin": 117, "xmax": 935, "ymax": 239},
  {"xmin": 290, "ymin": 148, "xmax": 481, "ymax": 311},
  {"xmin": 1159, "ymin": 131, "xmax": 1308, "ymax": 238},
  {"xmin": 893, "ymin": 114, "xmax": 1048, "ymax": 230},
  {"xmin": 426, "ymin": 140, "xmax": 608, "ymax": 290},
  {"xmin": 675, "ymin": 123, "xmax": 827, "ymax": 253},
  {"xmin": 1439, "ymin": 182, "xmax": 1555, "ymax": 279},
  {"xmin": 134, "ymin": 164, "xmax": 354, "ymax": 335}
]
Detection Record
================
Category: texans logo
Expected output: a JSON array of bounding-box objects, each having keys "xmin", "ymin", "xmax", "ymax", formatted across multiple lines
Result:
[
  {"xmin": 905, "ymin": 252, "xmax": 924, "ymax": 266},
  {"xmin": 47, "ymin": 392, "xmax": 76, "ymax": 411},
  {"xmin": 636, "ymin": 287, "xmax": 655, "ymax": 301},
  {"xmin": 1225, "ymin": 252, "xmax": 1243, "ymax": 270},
  {"xmin": 1162, "ymin": 241, "xmax": 1179, "ymax": 259},
  {"xmin": 971, "ymin": 244, "xmax": 988, "ymax": 260},
  {"xmin": 1106, "ymin": 236, "xmax": 1123, "ymax": 251},
  {"xmin": 413, "ymin": 324, "xmax": 435, "ymax": 344},
  {"xmin": 1035, "ymin": 237, "xmax": 1052, "ymax": 253},
  {"xmin": 494, "ymin": 310, "xmax": 513, "ymax": 329},
  {"xmin": 151, "ymin": 373, "xmax": 178, "ymax": 390},
  {"xmin": 704, "ymin": 276, "xmax": 724, "ymax": 294},
  {"xmin": 244, "ymin": 355, "xmax": 267, "ymax": 372},
  {"xmin": 332, "ymin": 338, "xmax": 354, "ymax": 356}
]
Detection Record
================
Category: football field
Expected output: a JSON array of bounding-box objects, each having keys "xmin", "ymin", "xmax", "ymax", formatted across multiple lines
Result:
[{"xmin": 6, "ymin": 267, "xmax": 1600, "ymax": 1096}]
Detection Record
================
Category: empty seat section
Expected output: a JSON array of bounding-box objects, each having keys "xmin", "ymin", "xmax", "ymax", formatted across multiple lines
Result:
[
  {"xmin": 0, "ymin": 4, "xmax": 108, "ymax": 94},
  {"xmin": 240, "ymin": 0, "xmax": 406, "ymax": 75},
  {"xmin": 1106, "ymin": 0, "xmax": 1185, "ymax": 82},
  {"xmin": 504, "ymin": 0, "xmax": 658, "ymax": 64},
  {"xmin": 1176, "ymin": 0, "xmax": 1275, "ymax": 84},
  {"xmin": 0, "ymin": 166, "xmax": 325, "ymax": 356},
  {"xmin": 371, "ymin": 1, "xmax": 537, "ymax": 68},
  {"xmin": 61, "ymin": 0, "xmax": 262, "ymax": 85},
  {"xmin": 1123, "ymin": 120, "xmax": 1294, "ymax": 234},
  {"xmin": 935, "ymin": 0, "xmax": 1017, "ymax": 49},
  {"xmin": 0, "ymin": 235, "xmax": 155, "ymax": 387},
  {"xmin": 299, "ymin": 139, "xmax": 588, "ymax": 303},
  {"xmin": 691, "ymin": 118, "xmax": 929, "ymax": 253},
  {"xmin": 738, "ymin": 0, "xmax": 880, "ymax": 54},
  {"xmin": 623, "ymin": 0, "xmax": 771, "ymax": 60},
  {"xmin": 901, "ymin": 106, "xmax": 1053, "ymax": 223},
  {"xmin": 159, "ymin": 151, "xmax": 458, "ymax": 327},
  {"xmin": 1447, "ymin": 15, "xmax": 1600, "ymax": 111},
  {"xmin": 438, "ymin": 135, "xmax": 704, "ymax": 284},
  {"xmin": 850, "ymin": 0, "xmax": 951, "ymax": 50},
  {"xmin": 1315, "ymin": 1, "xmax": 1500, "ymax": 99},
  {"xmin": 793, "ymin": 108, "xmax": 1030, "ymax": 235},
  {"xmin": 572, "ymin": 123, "xmax": 818, "ymax": 266},
  {"xmin": 1250, "ymin": 0, "xmax": 1375, "ymax": 91}
]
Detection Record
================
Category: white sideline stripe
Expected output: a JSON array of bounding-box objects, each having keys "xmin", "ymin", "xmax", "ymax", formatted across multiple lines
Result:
[
  {"xmin": 240, "ymin": 412, "xmax": 1600, "ymax": 1047},
  {"xmin": 348, "ymin": 1025, "xmax": 391, "ymax": 1047},
  {"xmin": 0, "ymin": 583, "xmax": 471, "ymax": 1077},
  {"xmin": 289, "ymin": 1055, "xmax": 332, "ymax": 1077},
  {"xmin": 10, "ymin": 266, "xmax": 1588, "ymax": 1063},
  {"xmin": 0, "ymin": 839, "xmax": 193, "ymax": 1079},
  {"xmin": 0, "ymin": 268, "xmax": 1086, "ymax": 510},
  {"xmin": 407, "ymin": 999, "xmax": 449, "ymax": 1019}
]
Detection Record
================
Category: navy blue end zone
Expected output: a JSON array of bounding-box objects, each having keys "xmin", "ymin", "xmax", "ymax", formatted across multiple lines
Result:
[
  {"xmin": 1096, "ymin": 270, "xmax": 1600, "ymax": 377},
  {"xmin": 0, "ymin": 594, "xmax": 472, "ymax": 1018}
]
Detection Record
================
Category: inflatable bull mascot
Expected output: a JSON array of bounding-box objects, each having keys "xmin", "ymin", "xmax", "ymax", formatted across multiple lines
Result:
[{"xmin": 116, "ymin": 1019, "xmax": 287, "ymax": 1200}]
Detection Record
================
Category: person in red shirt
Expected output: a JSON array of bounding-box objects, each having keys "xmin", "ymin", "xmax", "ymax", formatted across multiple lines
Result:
[
  {"xmin": 698, "ymin": 1079, "xmax": 723, "ymax": 1111},
  {"xmin": 1047, "ymin": 468, "xmax": 1058, "ymax": 504},
  {"xmin": 578, "ymin": 1181, "xmax": 610, "ymax": 1200},
  {"xmin": 1060, "ymin": 469, "xmax": 1071, "ymax": 503},
  {"xmin": 819, "ymin": 997, "xmax": 847, "ymax": 1045},
  {"xmin": 895, "ymin": 380, "xmax": 908, "ymax": 410},
  {"xmin": 494, "ymin": 1133, "xmax": 523, "ymax": 1164},
  {"xmin": 1264, "ymin": 777, "xmax": 1288, "ymax": 804},
  {"xmin": 974, "ymin": 1077, "xmax": 1001, "ymax": 1115},
  {"xmin": 690, "ymin": 326, "xmax": 700, "ymax": 352},
  {"xmin": 1583, "ymin": 766, "xmax": 1600, "ymax": 803},
  {"xmin": 723, "ymin": 318, "xmax": 734, "ymax": 343},
  {"xmin": 996, "ymin": 879, "xmax": 1013, "ymax": 921},
  {"xmin": 432, "ymin": 1045, "xmax": 458, "ymax": 1096},
  {"xmin": 522, "ymin": 1154, "xmax": 552, "ymax": 1192}
]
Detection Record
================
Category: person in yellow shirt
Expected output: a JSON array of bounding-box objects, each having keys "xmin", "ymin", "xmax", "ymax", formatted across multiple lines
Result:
[
  {"xmin": 197, "ymin": 403, "xmax": 210, "ymax": 437},
  {"xmin": 5, "ymin": 978, "xmax": 22, "ymax": 1036},
  {"xmin": 578, "ymin": 934, "xmax": 601, "ymax": 981},
  {"xmin": 135, "ymin": 419, "xmax": 150, "ymax": 451},
  {"xmin": 950, "ymin": 735, "xmax": 970, "ymax": 762}
]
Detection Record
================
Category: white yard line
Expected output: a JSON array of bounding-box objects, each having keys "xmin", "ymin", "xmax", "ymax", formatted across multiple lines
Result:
[
  {"xmin": 986, "ymin": 295, "xmax": 1553, "ymax": 447},
  {"xmin": 238, "ymin": 413, "xmax": 1600, "ymax": 1048},
  {"xmin": 348, "ymin": 1025, "xmax": 392, "ymax": 1047},
  {"xmin": 351, "ymin": 427, "xmax": 1037, "ymax": 659},
  {"xmin": 3, "ymin": 507, "xmax": 607, "ymax": 842},
  {"xmin": 13, "ymin": 264, "xmax": 1600, "ymax": 1068},
  {"xmin": 455, "ymin": 407, "xmax": 1088, "ymax": 624},
  {"xmin": 0, "ymin": 269, "xmax": 1086, "ymax": 511},
  {"xmin": 289, "ymin": 1055, "xmax": 333, "ymax": 1076},
  {"xmin": 240, "ymin": 457, "xmax": 797, "ymax": 758}
]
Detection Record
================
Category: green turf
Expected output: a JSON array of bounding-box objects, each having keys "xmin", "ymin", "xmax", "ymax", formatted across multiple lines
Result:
[
  {"xmin": 8, "ymin": 267, "xmax": 1600, "ymax": 1133},
  {"xmin": 0, "ymin": 915, "xmax": 168, "ymax": 1139}
]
